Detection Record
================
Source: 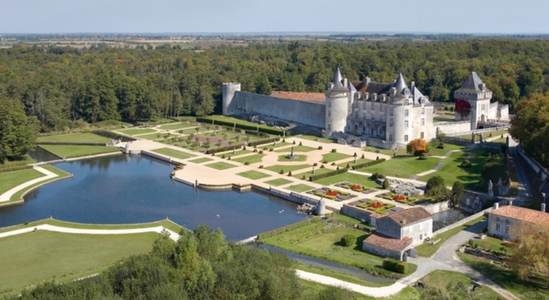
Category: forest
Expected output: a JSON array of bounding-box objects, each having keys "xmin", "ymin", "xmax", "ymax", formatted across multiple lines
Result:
[{"xmin": 0, "ymin": 39, "xmax": 548, "ymax": 133}]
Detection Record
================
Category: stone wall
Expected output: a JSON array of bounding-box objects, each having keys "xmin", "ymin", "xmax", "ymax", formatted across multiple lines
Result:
[
  {"xmin": 362, "ymin": 242, "xmax": 402, "ymax": 260},
  {"xmin": 420, "ymin": 201, "xmax": 451, "ymax": 214},
  {"xmin": 436, "ymin": 121, "xmax": 472, "ymax": 135},
  {"xmin": 340, "ymin": 204, "xmax": 378, "ymax": 226},
  {"xmin": 227, "ymin": 92, "xmax": 326, "ymax": 128}
]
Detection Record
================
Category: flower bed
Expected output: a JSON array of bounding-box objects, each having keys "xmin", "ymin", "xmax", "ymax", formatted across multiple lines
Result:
[
  {"xmin": 370, "ymin": 201, "xmax": 383, "ymax": 209},
  {"xmin": 326, "ymin": 190, "xmax": 338, "ymax": 196},
  {"xmin": 350, "ymin": 184, "xmax": 362, "ymax": 191},
  {"xmin": 308, "ymin": 187, "xmax": 356, "ymax": 202},
  {"xmin": 353, "ymin": 200, "xmax": 397, "ymax": 215},
  {"xmin": 393, "ymin": 195, "xmax": 406, "ymax": 202}
]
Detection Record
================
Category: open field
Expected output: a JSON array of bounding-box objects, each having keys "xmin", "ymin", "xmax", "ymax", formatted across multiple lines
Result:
[
  {"xmin": 158, "ymin": 123, "xmax": 196, "ymax": 130},
  {"xmin": 38, "ymin": 145, "xmax": 120, "ymax": 159},
  {"xmin": 8, "ymin": 165, "xmax": 71, "ymax": 203},
  {"xmin": 0, "ymin": 169, "xmax": 44, "ymax": 195},
  {"xmin": 37, "ymin": 132, "xmax": 111, "ymax": 143},
  {"xmin": 286, "ymin": 184, "xmax": 315, "ymax": 193},
  {"xmin": 360, "ymin": 155, "xmax": 440, "ymax": 179},
  {"xmin": 0, "ymin": 231, "xmax": 158, "ymax": 297},
  {"xmin": 151, "ymin": 147, "xmax": 195, "ymax": 160},
  {"xmin": 117, "ymin": 128, "xmax": 157, "ymax": 135},
  {"xmin": 188, "ymin": 157, "xmax": 213, "ymax": 164},
  {"xmin": 321, "ymin": 152, "xmax": 352, "ymax": 162},
  {"xmin": 232, "ymin": 154, "xmax": 266, "ymax": 164}
]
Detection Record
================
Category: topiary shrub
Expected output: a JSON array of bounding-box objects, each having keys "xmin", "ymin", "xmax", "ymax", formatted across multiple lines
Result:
[
  {"xmin": 259, "ymin": 165, "xmax": 264, "ymax": 169},
  {"xmin": 302, "ymin": 175, "xmax": 306, "ymax": 180},
  {"xmin": 221, "ymin": 154, "xmax": 226, "ymax": 158},
  {"xmin": 361, "ymin": 153, "xmax": 365, "ymax": 159},
  {"xmin": 376, "ymin": 156, "xmax": 379, "ymax": 160},
  {"xmin": 318, "ymin": 146, "xmax": 323, "ymax": 150},
  {"xmin": 382, "ymin": 258, "xmax": 409, "ymax": 274},
  {"xmin": 313, "ymin": 162, "xmax": 318, "ymax": 166},
  {"xmin": 288, "ymin": 171, "xmax": 292, "ymax": 176},
  {"xmin": 331, "ymin": 162, "xmax": 336, "ymax": 166},
  {"xmin": 244, "ymin": 161, "xmax": 249, "ymax": 165},
  {"xmin": 323, "ymin": 160, "xmax": 328, "ymax": 164},
  {"xmin": 293, "ymin": 140, "xmax": 296, "ymax": 145},
  {"xmin": 228, "ymin": 156, "xmax": 232, "ymax": 160},
  {"xmin": 299, "ymin": 141, "xmax": 302, "ymax": 146},
  {"xmin": 460, "ymin": 159, "xmax": 472, "ymax": 168},
  {"xmin": 279, "ymin": 169, "xmax": 284, "ymax": 174},
  {"xmin": 340, "ymin": 234, "xmax": 356, "ymax": 247},
  {"xmin": 382, "ymin": 179, "xmax": 390, "ymax": 189},
  {"xmin": 259, "ymin": 150, "xmax": 263, "ymax": 154},
  {"xmin": 346, "ymin": 163, "xmax": 350, "ymax": 169},
  {"xmin": 320, "ymin": 165, "xmax": 325, "ymax": 169},
  {"xmin": 331, "ymin": 149, "xmax": 337, "ymax": 153},
  {"xmin": 419, "ymin": 153, "xmax": 427, "ymax": 160}
]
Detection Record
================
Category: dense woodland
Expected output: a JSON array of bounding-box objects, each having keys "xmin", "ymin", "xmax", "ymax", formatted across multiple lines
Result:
[{"xmin": 1, "ymin": 39, "xmax": 549, "ymax": 133}]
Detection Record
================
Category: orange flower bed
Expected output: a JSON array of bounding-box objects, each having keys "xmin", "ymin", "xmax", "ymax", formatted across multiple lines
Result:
[
  {"xmin": 326, "ymin": 190, "xmax": 338, "ymax": 196},
  {"xmin": 369, "ymin": 202, "xmax": 383, "ymax": 209},
  {"xmin": 350, "ymin": 185, "xmax": 362, "ymax": 190},
  {"xmin": 393, "ymin": 195, "xmax": 406, "ymax": 201}
]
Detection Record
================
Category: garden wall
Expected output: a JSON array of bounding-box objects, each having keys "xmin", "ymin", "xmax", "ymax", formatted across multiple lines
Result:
[
  {"xmin": 432, "ymin": 207, "xmax": 493, "ymax": 236},
  {"xmin": 420, "ymin": 201, "xmax": 451, "ymax": 214},
  {"xmin": 340, "ymin": 204, "xmax": 379, "ymax": 227}
]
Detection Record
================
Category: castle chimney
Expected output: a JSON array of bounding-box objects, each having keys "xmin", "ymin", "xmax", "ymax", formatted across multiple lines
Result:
[
  {"xmin": 493, "ymin": 202, "xmax": 499, "ymax": 210},
  {"xmin": 365, "ymin": 76, "xmax": 371, "ymax": 85},
  {"xmin": 343, "ymin": 78, "xmax": 348, "ymax": 87},
  {"xmin": 542, "ymin": 203, "xmax": 546, "ymax": 213},
  {"xmin": 411, "ymin": 81, "xmax": 415, "ymax": 88},
  {"xmin": 508, "ymin": 200, "xmax": 513, "ymax": 206}
]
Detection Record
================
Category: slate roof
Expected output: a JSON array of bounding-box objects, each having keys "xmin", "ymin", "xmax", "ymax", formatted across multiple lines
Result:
[
  {"xmin": 384, "ymin": 207, "xmax": 432, "ymax": 227},
  {"xmin": 363, "ymin": 233, "xmax": 412, "ymax": 252},
  {"xmin": 456, "ymin": 72, "xmax": 490, "ymax": 93},
  {"xmin": 490, "ymin": 205, "xmax": 549, "ymax": 226},
  {"xmin": 270, "ymin": 91, "xmax": 326, "ymax": 103}
]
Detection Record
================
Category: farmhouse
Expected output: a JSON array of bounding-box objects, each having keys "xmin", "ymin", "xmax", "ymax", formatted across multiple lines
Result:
[
  {"xmin": 487, "ymin": 203, "xmax": 549, "ymax": 240},
  {"xmin": 362, "ymin": 207, "xmax": 432, "ymax": 261}
]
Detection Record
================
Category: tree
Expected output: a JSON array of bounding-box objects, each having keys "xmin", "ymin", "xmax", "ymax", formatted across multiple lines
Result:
[
  {"xmin": 426, "ymin": 175, "xmax": 450, "ymax": 201},
  {"xmin": 406, "ymin": 138, "xmax": 429, "ymax": 156},
  {"xmin": 0, "ymin": 98, "xmax": 39, "ymax": 162},
  {"xmin": 316, "ymin": 285, "xmax": 357, "ymax": 300},
  {"xmin": 509, "ymin": 223, "xmax": 549, "ymax": 288},
  {"xmin": 450, "ymin": 181, "xmax": 464, "ymax": 207}
]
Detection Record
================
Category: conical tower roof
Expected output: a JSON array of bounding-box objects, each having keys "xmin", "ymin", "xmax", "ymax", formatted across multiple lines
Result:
[
  {"xmin": 458, "ymin": 72, "xmax": 485, "ymax": 92},
  {"xmin": 332, "ymin": 67, "xmax": 343, "ymax": 85},
  {"xmin": 394, "ymin": 73, "xmax": 407, "ymax": 94}
]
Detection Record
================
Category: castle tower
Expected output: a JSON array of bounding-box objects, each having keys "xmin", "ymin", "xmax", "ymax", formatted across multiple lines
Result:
[
  {"xmin": 222, "ymin": 82, "xmax": 241, "ymax": 115},
  {"xmin": 453, "ymin": 72, "xmax": 492, "ymax": 130},
  {"xmin": 389, "ymin": 74, "xmax": 413, "ymax": 145},
  {"xmin": 325, "ymin": 68, "xmax": 349, "ymax": 135}
]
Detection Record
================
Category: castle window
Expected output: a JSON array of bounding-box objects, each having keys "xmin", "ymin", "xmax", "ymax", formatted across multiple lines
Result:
[
  {"xmin": 421, "ymin": 118, "xmax": 425, "ymax": 126},
  {"xmin": 363, "ymin": 126, "xmax": 366, "ymax": 132},
  {"xmin": 389, "ymin": 134, "xmax": 393, "ymax": 141},
  {"xmin": 506, "ymin": 226, "xmax": 510, "ymax": 234},
  {"xmin": 404, "ymin": 109, "xmax": 409, "ymax": 117},
  {"xmin": 496, "ymin": 223, "xmax": 501, "ymax": 231},
  {"xmin": 328, "ymin": 102, "xmax": 331, "ymax": 108},
  {"xmin": 389, "ymin": 120, "xmax": 394, "ymax": 127},
  {"xmin": 420, "ymin": 132, "xmax": 424, "ymax": 139},
  {"xmin": 404, "ymin": 135, "xmax": 408, "ymax": 142},
  {"xmin": 380, "ymin": 105, "xmax": 383, "ymax": 112},
  {"xmin": 355, "ymin": 124, "xmax": 358, "ymax": 131},
  {"xmin": 328, "ymin": 125, "xmax": 331, "ymax": 131},
  {"xmin": 371, "ymin": 103, "xmax": 374, "ymax": 110},
  {"xmin": 390, "ymin": 109, "xmax": 393, "ymax": 116},
  {"xmin": 405, "ymin": 120, "xmax": 409, "ymax": 128},
  {"xmin": 421, "ymin": 107, "xmax": 425, "ymax": 115}
]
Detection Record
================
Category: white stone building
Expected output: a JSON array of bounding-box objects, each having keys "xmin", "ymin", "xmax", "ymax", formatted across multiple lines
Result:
[{"xmin": 488, "ymin": 203, "xmax": 549, "ymax": 240}]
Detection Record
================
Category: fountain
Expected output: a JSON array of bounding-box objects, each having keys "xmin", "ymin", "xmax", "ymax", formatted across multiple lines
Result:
[{"xmin": 285, "ymin": 146, "xmax": 299, "ymax": 159}]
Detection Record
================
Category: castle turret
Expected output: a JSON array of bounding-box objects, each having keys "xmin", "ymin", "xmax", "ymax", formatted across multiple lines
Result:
[
  {"xmin": 325, "ymin": 68, "xmax": 349, "ymax": 135},
  {"xmin": 222, "ymin": 82, "xmax": 241, "ymax": 115},
  {"xmin": 453, "ymin": 72, "xmax": 492, "ymax": 130}
]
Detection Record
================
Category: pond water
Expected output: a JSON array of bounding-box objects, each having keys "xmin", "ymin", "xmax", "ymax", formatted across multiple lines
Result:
[{"xmin": 0, "ymin": 154, "xmax": 308, "ymax": 240}]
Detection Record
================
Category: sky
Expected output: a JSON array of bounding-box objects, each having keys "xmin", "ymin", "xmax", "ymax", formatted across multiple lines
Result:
[{"xmin": 0, "ymin": 0, "xmax": 546, "ymax": 34}]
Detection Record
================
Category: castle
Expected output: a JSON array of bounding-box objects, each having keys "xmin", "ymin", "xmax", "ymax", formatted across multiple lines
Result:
[{"xmin": 222, "ymin": 69, "xmax": 509, "ymax": 149}]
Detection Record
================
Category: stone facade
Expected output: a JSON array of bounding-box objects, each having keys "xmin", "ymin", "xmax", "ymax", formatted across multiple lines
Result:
[
  {"xmin": 488, "ymin": 203, "xmax": 549, "ymax": 240},
  {"xmin": 375, "ymin": 207, "xmax": 433, "ymax": 246}
]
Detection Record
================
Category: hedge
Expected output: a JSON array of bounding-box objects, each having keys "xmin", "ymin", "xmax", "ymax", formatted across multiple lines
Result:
[
  {"xmin": 247, "ymin": 137, "xmax": 280, "ymax": 147},
  {"xmin": 0, "ymin": 165, "xmax": 33, "ymax": 173},
  {"xmin": 352, "ymin": 158, "xmax": 386, "ymax": 170},
  {"xmin": 196, "ymin": 116, "xmax": 290, "ymax": 136},
  {"xmin": 0, "ymin": 160, "xmax": 27, "ymax": 169},
  {"xmin": 91, "ymin": 130, "xmax": 136, "ymax": 142},
  {"xmin": 309, "ymin": 167, "xmax": 348, "ymax": 181},
  {"xmin": 205, "ymin": 143, "xmax": 246, "ymax": 155},
  {"xmin": 258, "ymin": 218, "xmax": 320, "ymax": 240},
  {"xmin": 37, "ymin": 141, "xmax": 107, "ymax": 146},
  {"xmin": 382, "ymin": 258, "xmax": 409, "ymax": 274}
]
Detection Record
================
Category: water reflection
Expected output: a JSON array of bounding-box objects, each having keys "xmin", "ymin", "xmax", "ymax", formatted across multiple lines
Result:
[{"xmin": 0, "ymin": 155, "xmax": 308, "ymax": 240}]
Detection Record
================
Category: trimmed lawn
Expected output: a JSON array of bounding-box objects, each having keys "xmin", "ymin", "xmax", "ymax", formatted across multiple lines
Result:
[
  {"xmin": 236, "ymin": 170, "xmax": 271, "ymax": 180},
  {"xmin": 9, "ymin": 165, "xmax": 71, "ymax": 202},
  {"xmin": 321, "ymin": 152, "xmax": 352, "ymax": 162},
  {"xmin": 360, "ymin": 155, "xmax": 440, "ymax": 179},
  {"xmin": 188, "ymin": 157, "xmax": 213, "ymax": 164},
  {"xmin": 337, "ymin": 158, "xmax": 372, "ymax": 169},
  {"xmin": 275, "ymin": 145, "xmax": 317, "ymax": 153},
  {"xmin": 427, "ymin": 144, "xmax": 465, "ymax": 156},
  {"xmin": 458, "ymin": 252, "xmax": 549, "ymax": 299},
  {"xmin": 158, "ymin": 123, "xmax": 196, "ymax": 130},
  {"xmin": 151, "ymin": 148, "xmax": 195, "ymax": 160},
  {"xmin": 37, "ymin": 132, "xmax": 111, "ymax": 143},
  {"xmin": 217, "ymin": 149, "xmax": 251, "ymax": 157},
  {"xmin": 136, "ymin": 133, "xmax": 162, "ymax": 140},
  {"xmin": 362, "ymin": 146, "xmax": 408, "ymax": 157},
  {"xmin": 117, "ymin": 128, "xmax": 156, "ymax": 135},
  {"xmin": 286, "ymin": 184, "xmax": 316, "ymax": 193},
  {"xmin": 0, "ymin": 169, "xmax": 44, "ymax": 195},
  {"xmin": 264, "ymin": 164, "xmax": 310, "ymax": 174},
  {"xmin": 39, "ymin": 145, "xmax": 120, "ymax": 159},
  {"xmin": 277, "ymin": 154, "xmax": 308, "ymax": 162},
  {"xmin": 232, "ymin": 154, "xmax": 266, "ymax": 164},
  {"xmin": 0, "ymin": 231, "xmax": 158, "ymax": 297},
  {"xmin": 296, "ymin": 263, "xmax": 392, "ymax": 288},
  {"xmin": 472, "ymin": 236, "xmax": 512, "ymax": 254},
  {"xmin": 294, "ymin": 168, "xmax": 336, "ymax": 180},
  {"xmin": 420, "ymin": 150, "xmax": 490, "ymax": 189},
  {"xmin": 181, "ymin": 127, "xmax": 210, "ymax": 134},
  {"xmin": 420, "ymin": 270, "xmax": 501, "ymax": 299},
  {"xmin": 204, "ymin": 161, "xmax": 238, "ymax": 170},
  {"xmin": 0, "ymin": 156, "xmax": 36, "ymax": 167},
  {"xmin": 314, "ymin": 172, "xmax": 381, "ymax": 189},
  {"xmin": 264, "ymin": 178, "xmax": 293, "ymax": 186},
  {"xmin": 296, "ymin": 135, "xmax": 335, "ymax": 144},
  {"xmin": 415, "ymin": 216, "xmax": 485, "ymax": 257}
]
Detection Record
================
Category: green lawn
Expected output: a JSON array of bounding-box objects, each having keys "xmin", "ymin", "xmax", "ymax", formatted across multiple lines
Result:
[
  {"xmin": 151, "ymin": 148, "xmax": 195, "ymax": 160},
  {"xmin": 264, "ymin": 164, "xmax": 310, "ymax": 174},
  {"xmin": 469, "ymin": 236, "xmax": 512, "ymax": 254},
  {"xmin": 0, "ymin": 156, "xmax": 36, "ymax": 167},
  {"xmin": 188, "ymin": 157, "xmax": 213, "ymax": 164},
  {"xmin": 204, "ymin": 161, "xmax": 238, "ymax": 170},
  {"xmin": 420, "ymin": 270, "xmax": 501, "ymax": 299},
  {"xmin": 0, "ymin": 231, "xmax": 158, "ymax": 297},
  {"xmin": 158, "ymin": 123, "xmax": 196, "ymax": 130},
  {"xmin": 264, "ymin": 178, "xmax": 293, "ymax": 186},
  {"xmin": 337, "ymin": 158, "xmax": 371, "ymax": 169},
  {"xmin": 360, "ymin": 155, "xmax": 440, "ymax": 179},
  {"xmin": 217, "ymin": 149, "xmax": 251, "ymax": 157},
  {"xmin": 294, "ymin": 168, "xmax": 336, "ymax": 180},
  {"xmin": 38, "ymin": 145, "xmax": 120, "ymax": 159},
  {"xmin": 232, "ymin": 154, "xmax": 266, "ymax": 164},
  {"xmin": 275, "ymin": 145, "xmax": 317, "ymax": 153},
  {"xmin": 296, "ymin": 135, "xmax": 335, "ymax": 144},
  {"xmin": 236, "ymin": 170, "xmax": 271, "ymax": 180},
  {"xmin": 415, "ymin": 216, "xmax": 486, "ymax": 257},
  {"xmin": 419, "ymin": 150, "xmax": 489, "ymax": 189},
  {"xmin": 314, "ymin": 172, "xmax": 381, "ymax": 189},
  {"xmin": 37, "ymin": 132, "xmax": 111, "ymax": 143},
  {"xmin": 427, "ymin": 144, "xmax": 465, "ymax": 156},
  {"xmin": 362, "ymin": 146, "xmax": 408, "ymax": 157},
  {"xmin": 9, "ymin": 165, "xmax": 71, "ymax": 202},
  {"xmin": 135, "ymin": 133, "xmax": 162, "ymax": 140},
  {"xmin": 296, "ymin": 263, "xmax": 392, "ymax": 288},
  {"xmin": 0, "ymin": 168, "xmax": 45, "ymax": 195},
  {"xmin": 286, "ymin": 184, "xmax": 316, "ymax": 193},
  {"xmin": 321, "ymin": 152, "xmax": 352, "ymax": 162},
  {"xmin": 458, "ymin": 252, "xmax": 549, "ymax": 299},
  {"xmin": 117, "ymin": 128, "xmax": 157, "ymax": 135},
  {"xmin": 277, "ymin": 154, "xmax": 308, "ymax": 162}
]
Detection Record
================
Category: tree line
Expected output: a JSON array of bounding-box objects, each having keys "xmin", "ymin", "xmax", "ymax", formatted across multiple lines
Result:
[{"xmin": 0, "ymin": 39, "xmax": 548, "ymax": 134}]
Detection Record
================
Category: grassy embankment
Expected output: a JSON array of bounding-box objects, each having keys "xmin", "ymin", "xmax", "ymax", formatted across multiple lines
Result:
[{"xmin": 37, "ymin": 132, "xmax": 120, "ymax": 159}]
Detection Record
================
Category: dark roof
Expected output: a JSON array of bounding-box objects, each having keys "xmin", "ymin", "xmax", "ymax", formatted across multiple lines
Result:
[
  {"xmin": 332, "ymin": 67, "xmax": 343, "ymax": 85},
  {"xmin": 353, "ymin": 81, "xmax": 393, "ymax": 95},
  {"xmin": 383, "ymin": 207, "xmax": 432, "ymax": 227},
  {"xmin": 456, "ymin": 72, "xmax": 489, "ymax": 93},
  {"xmin": 363, "ymin": 233, "xmax": 412, "ymax": 252},
  {"xmin": 394, "ymin": 73, "xmax": 407, "ymax": 94}
]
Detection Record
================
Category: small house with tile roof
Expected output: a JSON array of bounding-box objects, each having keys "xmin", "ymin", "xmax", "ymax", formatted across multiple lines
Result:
[
  {"xmin": 488, "ymin": 203, "xmax": 549, "ymax": 240},
  {"xmin": 362, "ymin": 207, "xmax": 433, "ymax": 261}
]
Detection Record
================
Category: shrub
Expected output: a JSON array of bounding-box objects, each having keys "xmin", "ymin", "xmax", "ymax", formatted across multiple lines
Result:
[
  {"xmin": 293, "ymin": 140, "xmax": 296, "ymax": 145},
  {"xmin": 346, "ymin": 163, "xmax": 350, "ymax": 169},
  {"xmin": 259, "ymin": 150, "xmax": 263, "ymax": 154},
  {"xmin": 279, "ymin": 169, "xmax": 284, "ymax": 174},
  {"xmin": 361, "ymin": 153, "xmax": 365, "ymax": 159},
  {"xmin": 336, "ymin": 166, "xmax": 340, "ymax": 170},
  {"xmin": 299, "ymin": 141, "xmax": 302, "ymax": 146},
  {"xmin": 288, "ymin": 171, "xmax": 292, "ymax": 176},
  {"xmin": 259, "ymin": 165, "xmax": 264, "ymax": 169},
  {"xmin": 340, "ymin": 234, "xmax": 356, "ymax": 247},
  {"xmin": 320, "ymin": 164, "xmax": 325, "ymax": 169},
  {"xmin": 331, "ymin": 162, "xmax": 336, "ymax": 166},
  {"xmin": 376, "ymin": 156, "xmax": 379, "ymax": 160},
  {"xmin": 302, "ymin": 175, "xmax": 306, "ymax": 180},
  {"xmin": 227, "ymin": 156, "xmax": 232, "ymax": 160},
  {"xmin": 369, "ymin": 172, "xmax": 386, "ymax": 180},
  {"xmin": 318, "ymin": 146, "xmax": 323, "ymax": 150},
  {"xmin": 331, "ymin": 149, "xmax": 337, "ymax": 153},
  {"xmin": 243, "ymin": 146, "xmax": 247, "ymax": 150},
  {"xmin": 419, "ymin": 153, "xmax": 427, "ymax": 160},
  {"xmin": 269, "ymin": 148, "xmax": 274, "ymax": 151},
  {"xmin": 244, "ymin": 161, "xmax": 249, "ymax": 165},
  {"xmin": 382, "ymin": 258, "xmax": 409, "ymax": 274},
  {"xmin": 382, "ymin": 179, "xmax": 390, "ymax": 189},
  {"xmin": 460, "ymin": 159, "xmax": 472, "ymax": 168},
  {"xmin": 221, "ymin": 154, "xmax": 226, "ymax": 159},
  {"xmin": 323, "ymin": 160, "xmax": 328, "ymax": 164},
  {"xmin": 309, "ymin": 168, "xmax": 348, "ymax": 181},
  {"xmin": 313, "ymin": 163, "xmax": 318, "ymax": 166}
]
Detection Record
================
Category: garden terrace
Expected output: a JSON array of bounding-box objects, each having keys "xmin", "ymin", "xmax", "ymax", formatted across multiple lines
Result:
[
  {"xmin": 334, "ymin": 181, "xmax": 377, "ymax": 194},
  {"xmin": 307, "ymin": 187, "xmax": 356, "ymax": 201},
  {"xmin": 352, "ymin": 200, "xmax": 400, "ymax": 215}
]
